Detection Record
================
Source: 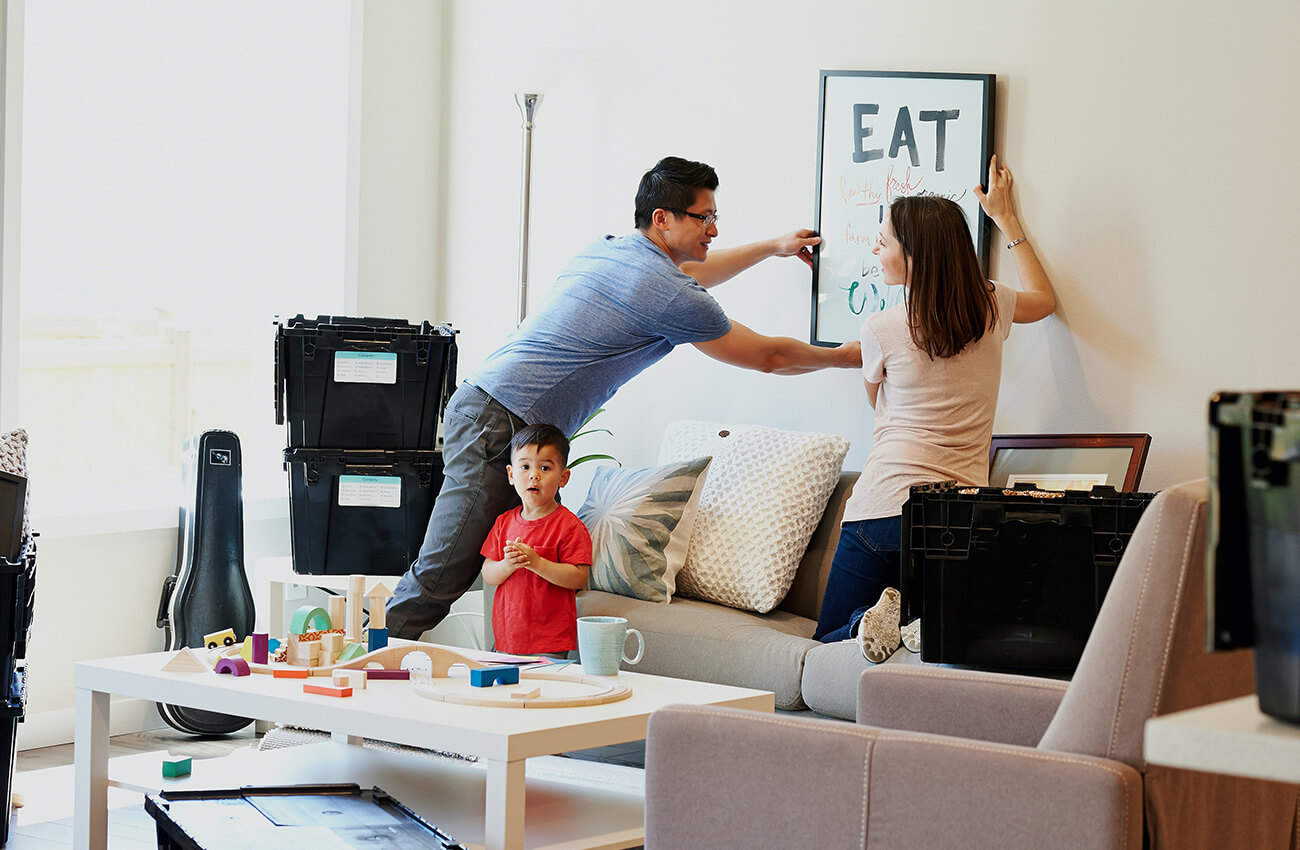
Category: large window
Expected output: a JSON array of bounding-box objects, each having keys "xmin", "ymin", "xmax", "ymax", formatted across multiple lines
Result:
[{"xmin": 18, "ymin": 2, "xmax": 354, "ymax": 520}]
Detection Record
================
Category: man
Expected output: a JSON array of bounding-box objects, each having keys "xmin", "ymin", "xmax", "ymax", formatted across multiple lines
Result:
[{"xmin": 386, "ymin": 156, "xmax": 861, "ymax": 639}]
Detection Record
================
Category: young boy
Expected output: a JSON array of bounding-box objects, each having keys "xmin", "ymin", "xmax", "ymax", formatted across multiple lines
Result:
[{"xmin": 480, "ymin": 424, "xmax": 592, "ymax": 656}]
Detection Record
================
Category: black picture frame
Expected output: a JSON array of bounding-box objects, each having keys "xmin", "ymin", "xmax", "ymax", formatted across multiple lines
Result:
[{"xmin": 811, "ymin": 70, "xmax": 996, "ymax": 346}]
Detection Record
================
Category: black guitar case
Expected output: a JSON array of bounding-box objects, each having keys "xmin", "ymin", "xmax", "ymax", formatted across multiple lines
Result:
[{"xmin": 156, "ymin": 430, "xmax": 255, "ymax": 734}]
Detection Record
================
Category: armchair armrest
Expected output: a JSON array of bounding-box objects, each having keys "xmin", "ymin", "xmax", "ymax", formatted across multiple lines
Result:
[
  {"xmin": 857, "ymin": 666, "xmax": 1068, "ymax": 746},
  {"xmin": 645, "ymin": 704, "xmax": 1141, "ymax": 850}
]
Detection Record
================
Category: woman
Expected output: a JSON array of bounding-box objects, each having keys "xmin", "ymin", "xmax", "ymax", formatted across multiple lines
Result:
[{"xmin": 813, "ymin": 156, "xmax": 1057, "ymax": 658}]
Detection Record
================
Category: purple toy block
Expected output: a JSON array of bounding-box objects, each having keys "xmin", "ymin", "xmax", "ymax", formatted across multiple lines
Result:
[
  {"xmin": 251, "ymin": 633, "xmax": 269, "ymax": 665},
  {"xmin": 214, "ymin": 657, "xmax": 250, "ymax": 677},
  {"xmin": 364, "ymin": 669, "xmax": 410, "ymax": 680}
]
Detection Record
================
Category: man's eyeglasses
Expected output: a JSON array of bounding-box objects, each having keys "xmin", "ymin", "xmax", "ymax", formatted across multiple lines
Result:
[{"xmin": 665, "ymin": 208, "xmax": 718, "ymax": 228}]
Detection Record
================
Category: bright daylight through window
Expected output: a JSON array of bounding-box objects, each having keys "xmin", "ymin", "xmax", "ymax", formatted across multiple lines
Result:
[{"xmin": 18, "ymin": 2, "xmax": 352, "ymax": 521}]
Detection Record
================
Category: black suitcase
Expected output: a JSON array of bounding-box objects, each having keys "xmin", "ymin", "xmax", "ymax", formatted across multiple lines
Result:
[{"xmin": 156, "ymin": 431, "xmax": 255, "ymax": 734}]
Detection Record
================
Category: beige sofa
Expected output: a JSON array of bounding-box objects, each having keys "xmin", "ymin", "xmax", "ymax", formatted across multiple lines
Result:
[{"xmin": 576, "ymin": 471, "xmax": 923, "ymax": 716}]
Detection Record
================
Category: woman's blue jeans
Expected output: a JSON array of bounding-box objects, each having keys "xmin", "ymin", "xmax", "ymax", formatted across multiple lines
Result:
[{"xmin": 814, "ymin": 516, "xmax": 902, "ymax": 643}]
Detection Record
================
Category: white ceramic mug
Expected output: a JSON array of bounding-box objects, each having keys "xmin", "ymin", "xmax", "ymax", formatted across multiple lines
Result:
[{"xmin": 576, "ymin": 616, "xmax": 644, "ymax": 676}]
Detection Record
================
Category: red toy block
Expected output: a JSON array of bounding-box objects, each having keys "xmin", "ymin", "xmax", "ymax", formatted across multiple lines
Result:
[
  {"xmin": 303, "ymin": 682, "xmax": 352, "ymax": 698},
  {"xmin": 273, "ymin": 668, "xmax": 311, "ymax": 679}
]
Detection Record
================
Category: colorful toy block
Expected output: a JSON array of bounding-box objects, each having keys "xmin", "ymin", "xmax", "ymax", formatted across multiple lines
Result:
[
  {"xmin": 303, "ymin": 682, "xmax": 352, "ymax": 698},
  {"xmin": 289, "ymin": 605, "xmax": 332, "ymax": 635},
  {"xmin": 213, "ymin": 657, "xmax": 250, "ymax": 677},
  {"xmin": 470, "ymin": 666, "xmax": 520, "ymax": 687},
  {"xmin": 272, "ymin": 668, "xmax": 311, "ymax": 679},
  {"xmin": 162, "ymin": 756, "xmax": 192, "ymax": 778},
  {"xmin": 336, "ymin": 642, "xmax": 368, "ymax": 662},
  {"xmin": 364, "ymin": 669, "xmax": 410, "ymax": 681},
  {"xmin": 203, "ymin": 628, "xmax": 237, "ymax": 650},
  {"xmin": 367, "ymin": 627, "xmax": 388, "ymax": 653},
  {"xmin": 250, "ymin": 633, "xmax": 269, "ymax": 665}
]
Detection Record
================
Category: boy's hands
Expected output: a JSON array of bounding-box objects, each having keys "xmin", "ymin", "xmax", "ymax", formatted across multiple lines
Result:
[{"xmin": 504, "ymin": 539, "xmax": 539, "ymax": 571}]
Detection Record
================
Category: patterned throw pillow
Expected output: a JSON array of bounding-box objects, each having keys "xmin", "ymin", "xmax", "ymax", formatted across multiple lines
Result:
[
  {"xmin": 577, "ymin": 457, "xmax": 712, "ymax": 604},
  {"xmin": 659, "ymin": 421, "xmax": 850, "ymax": 613}
]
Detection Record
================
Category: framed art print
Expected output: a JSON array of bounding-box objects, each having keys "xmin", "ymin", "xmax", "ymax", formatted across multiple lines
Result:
[{"xmin": 811, "ymin": 70, "xmax": 995, "ymax": 346}]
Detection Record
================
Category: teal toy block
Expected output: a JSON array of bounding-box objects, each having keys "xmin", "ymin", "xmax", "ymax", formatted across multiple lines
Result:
[
  {"xmin": 367, "ymin": 627, "xmax": 388, "ymax": 653},
  {"xmin": 162, "ymin": 756, "xmax": 192, "ymax": 778},
  {"xmin": 470, "ymin": 666, "xmax": 520, "ymax": 687}
]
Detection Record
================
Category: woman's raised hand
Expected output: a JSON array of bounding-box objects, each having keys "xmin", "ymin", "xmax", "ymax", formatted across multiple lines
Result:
[{"xmin": 974, "ymin": 155, "xmax": 1018, "ymax": 229}]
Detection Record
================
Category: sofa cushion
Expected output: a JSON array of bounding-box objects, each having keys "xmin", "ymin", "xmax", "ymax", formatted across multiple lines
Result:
[
  {"xmin": 577, "ymin": 589, "xmax": 820, "ymax": 711},
  {"xmin": 800, "ymin": 639, "xmax": 927, "ymax": 721},
  {"xmin": 659, "ymin": 421, "xmax": 850, "ymax": 614},
  {"xmin": 577, "ymin": 456, "xmax": 712, "ymax": 604}
]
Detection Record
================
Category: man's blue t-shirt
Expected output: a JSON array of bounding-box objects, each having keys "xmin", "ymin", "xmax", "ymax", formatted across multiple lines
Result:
[{"xmin": 469, "ymin": 233, "xmax": 732, "ymax": 437}]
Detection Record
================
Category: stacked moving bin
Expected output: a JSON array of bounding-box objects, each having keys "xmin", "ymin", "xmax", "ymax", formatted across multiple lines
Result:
[
  {"xmin": 0, "ymin": 459, "xmax": 34, "ymax": 846},
  {"xmin": 275, "ymin": 316, "xmax": 457, "ymax": 576},
  {"xmin": 902, "ymin": 481, "xmax": 1154, "ymax": 672}
]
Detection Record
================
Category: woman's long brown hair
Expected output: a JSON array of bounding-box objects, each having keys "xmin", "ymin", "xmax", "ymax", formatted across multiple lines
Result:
[{"xmin": 890, "ymin": 195, "xmax": 997, "ymax": 359}]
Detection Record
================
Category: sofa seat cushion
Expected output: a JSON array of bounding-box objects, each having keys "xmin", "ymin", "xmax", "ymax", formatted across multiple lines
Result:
[
  {"xmin": 577, "ymin": 590, "xmax": 820, "ymax": 711},
  {"xmin": 800, "ymin": 639, "xmax": 927, "ymax": 721}
]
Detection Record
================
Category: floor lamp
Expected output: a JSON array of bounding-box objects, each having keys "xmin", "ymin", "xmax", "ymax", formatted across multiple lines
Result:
[{"xmin": 515, "ymin": 92, "xmax": 542, "ymax": 324}]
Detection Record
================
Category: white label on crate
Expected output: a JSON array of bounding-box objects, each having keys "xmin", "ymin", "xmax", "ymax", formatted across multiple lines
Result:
[
  {"xmin": 338, "ymin": 475, "xmax": 402, "ymax": 508},
  {"xmin": 333, "ymin": 351, "xmax": 397, "ymax": 384}
]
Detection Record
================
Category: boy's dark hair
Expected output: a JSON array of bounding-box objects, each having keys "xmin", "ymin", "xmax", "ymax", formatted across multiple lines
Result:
[
  {"xmin": 634, "ymin": 156, "xmax": 719, "ymax": 230},
  {"xmin": 510, "ymin": 423, "xmax": 571, "ymax": 465}
]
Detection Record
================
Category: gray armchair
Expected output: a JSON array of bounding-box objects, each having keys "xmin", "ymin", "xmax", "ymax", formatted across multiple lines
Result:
[{"xmin": 645, "ymin": 480, "xmax": 1300, "ymax": 849}]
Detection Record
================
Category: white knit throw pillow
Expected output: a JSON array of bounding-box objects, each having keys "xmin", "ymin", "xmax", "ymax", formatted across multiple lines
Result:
[{"xmin": 658, "ymin": 421, "xmax": 849, "ymax": 613}]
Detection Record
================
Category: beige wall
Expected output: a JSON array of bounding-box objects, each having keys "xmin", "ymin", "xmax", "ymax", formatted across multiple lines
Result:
[{"xmin": 438, "ymin": 0, "xmax": 1300, "ymax": 493}]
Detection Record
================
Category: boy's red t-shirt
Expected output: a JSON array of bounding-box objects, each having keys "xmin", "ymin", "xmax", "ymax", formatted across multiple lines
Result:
[{"xmin": 480, "ymin": 505, "xmax": 592, "ymax": 655}]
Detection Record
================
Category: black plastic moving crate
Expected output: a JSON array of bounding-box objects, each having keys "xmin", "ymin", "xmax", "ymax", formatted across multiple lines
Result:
[
  {"xmin": 0, "ymin": 535, "xmax": 34, "ymax": 846},
  {"xmin": 285, "ymin": 448, "xmax": 444, "ymax": 576},
  {"xmin": 1209, "ymin": 390, "xmax": 1300, "ymax": 723},
  {"xmin": 145, "ymin": 783, "xmax": 465, "ymax": 849},
  {"xmin": 275, "ymin": 315, "xmax": 457, "ymax": 449},
  {"xmin": 903, "ymin": 482, "xmax": 1155, "ymax": 671}
]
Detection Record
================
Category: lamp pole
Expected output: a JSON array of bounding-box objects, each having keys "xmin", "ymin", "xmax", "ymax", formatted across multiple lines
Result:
[{"xmin": 515, "ymin": 93, "xmax": 543, "ymax": 324}]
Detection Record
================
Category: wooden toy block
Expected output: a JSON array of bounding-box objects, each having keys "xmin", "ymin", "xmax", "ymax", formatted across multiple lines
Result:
[
  {"xmin": 321, "ymin": 632, "xmax": 345, "ymax": 656},
  {"xmin": 364, "ymin": 669, "xmax": 410, "ymax": 681},
  {"xmin": 347, "ymin": 574, "xmax": 365, "ymax": 641},
  {"xmin": 289, "ymin": 605, "xmax": 332, "ymax": 636},
  {"xmin": 213, "ymin": 657, "xmax": 250, "ymax": 677},
  {"xmin": 327, "ymin": 596, "xmax": 346, "ymax": 630},
  {"xmin": 162, "ymin": 756, "xmax": 192, "ymax": 778},
  {"xmin": 510, "ymin": 687, "xmax": 541, "ymax": 700},
  {"xmin": 303, "ymin": 682, "xmax": 352, "ymax": 698},
  {"xmin": 470, "ymin": 666, "xmax": 520, "ymax": 687},
  {"xmin": 333, "ymin": 670, "xmax": 365, "ymax": 690},
  {"xmin": 272, "ymin": 668, "xmax": 311, "ymax": 679},
  {"xmin": 336, "ymin": 642, "xmax": 368, "ymax": 662},
  {"xmin": 365, "ymin": 582, "xmax": 394, "ymax": 630},
  {"xmin": 251, "ymin": 633, "xmax": 269, "ymax": 665},
  {"xmin": 367, "ymin": 627, "xmax": 388, "ymax": 653},
  {"xmin": 203, "ymin": 628, "xmax": 237, "ymax": 650},
  {"xmin": 162, "ymin": 647, "xmax": 210, "ymax": 674},
  {"xmin": 294, "ymin": 640, "xmax": 321, "ymax": 664}
]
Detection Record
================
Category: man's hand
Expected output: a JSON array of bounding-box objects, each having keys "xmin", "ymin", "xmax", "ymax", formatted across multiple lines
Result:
[{"xmin": 772, "ymin": 229, "xmax": 822, "ymax": 268}]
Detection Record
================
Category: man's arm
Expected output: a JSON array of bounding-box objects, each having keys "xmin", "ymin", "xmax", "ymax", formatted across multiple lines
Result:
[
  {"xmin": 693, "ymin": 321, "xmax": 862, "ymax": 375},
  {"xmin": 680, "ymin": 230, "xmax": 821, "ymax": 288}
]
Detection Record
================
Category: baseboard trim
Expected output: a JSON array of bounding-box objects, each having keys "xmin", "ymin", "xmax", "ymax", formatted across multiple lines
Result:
[{"xmin": 16, "ymin": 698, "xmax": 164, "ymax": 751}]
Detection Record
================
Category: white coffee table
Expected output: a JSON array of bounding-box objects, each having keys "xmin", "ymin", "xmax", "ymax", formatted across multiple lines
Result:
[{"xmin": 74, "ymin": 646, "xmax": 773, "ymax": 849}]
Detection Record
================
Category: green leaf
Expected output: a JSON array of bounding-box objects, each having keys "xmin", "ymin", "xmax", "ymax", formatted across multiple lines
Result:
[
  {"xmin": 571, "ymin": 427, "xmax": 613, "ymax": 440},
  {"xmin": 569, "ymin": 408, "xmax": 606, "ymax": 437},
  {"xmin": 568, "ymin": 453, "xmax": 620, "ymax": 469}
]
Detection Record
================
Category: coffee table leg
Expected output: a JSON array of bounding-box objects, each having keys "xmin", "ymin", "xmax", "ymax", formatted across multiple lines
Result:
[
  {"xmin": 73, "ymin": 687, "xmax": 110, "ymax": 850},
  {"xmin": 484, "ymin": 757, "xmax": 526, "ymax": 850}
]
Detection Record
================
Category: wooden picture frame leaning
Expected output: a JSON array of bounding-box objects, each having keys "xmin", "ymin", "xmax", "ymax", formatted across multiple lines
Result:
[{"xmin": 988, "ymin": 433, "xmax": 1153, "ymax": 493}]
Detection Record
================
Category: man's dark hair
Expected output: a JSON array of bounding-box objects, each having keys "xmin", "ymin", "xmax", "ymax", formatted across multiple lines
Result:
[
  {"xmin": 510, "ymin": 423, "xmax": 571, "ymax": 465},
  {"xmin": 633, "ymin": 156, "xmax": 719, "ymax": 230}
]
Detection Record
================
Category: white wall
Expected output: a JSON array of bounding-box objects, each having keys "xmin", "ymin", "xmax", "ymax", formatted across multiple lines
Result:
[{"xmin": 438, "ymin": 0, "xmax": 1300, "ymax": 496}]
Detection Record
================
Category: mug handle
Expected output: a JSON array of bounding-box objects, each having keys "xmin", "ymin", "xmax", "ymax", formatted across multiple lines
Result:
[{"xmin": 622, "ymin": 628, "xmax": 644, "ymax": 665}]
